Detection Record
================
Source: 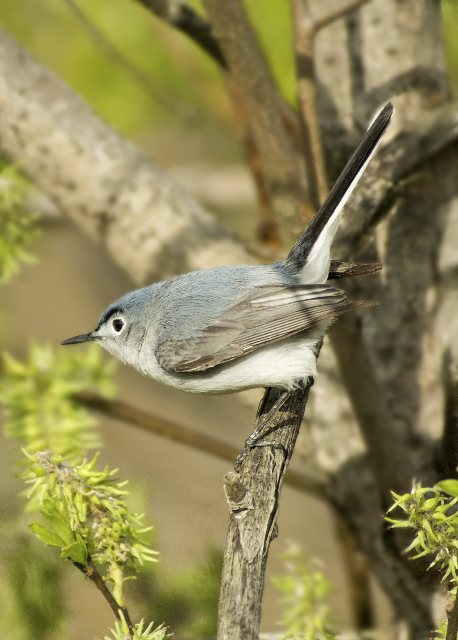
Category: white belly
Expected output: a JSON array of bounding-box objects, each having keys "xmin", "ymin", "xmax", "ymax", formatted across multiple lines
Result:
[{"xmin": 135, "ymin": 322, "xmax": 331, "ymax": 394}]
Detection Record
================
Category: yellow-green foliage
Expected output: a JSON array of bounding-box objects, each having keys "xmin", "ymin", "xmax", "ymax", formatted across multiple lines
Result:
[
  {"xmin": 25, "ymin": 450, "xmax": 158, "ymax": 606},
  {"xmin": 386, "ymin": 479, "xmax": 458, "ymax": 638},
  {"xmin": 0, "ymin": 343, "xmax": 116, "ymax": 462},
  {"xmin": 105, "ymin": 611, "xmax": 171, "ymax": 640},
  {"xmin": 0, "ymin": 164, "xmax": 40, "ymax": 285},
  {"xmin": 387, "ymin": 481, "xmax": 458, "ymax": 583},
  {"xmin": 272, "ymin": 542, "xmax": 336, "ymax": 640}
]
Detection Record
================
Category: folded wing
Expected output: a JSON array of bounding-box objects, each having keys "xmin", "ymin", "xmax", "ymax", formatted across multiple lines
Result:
[{"xmin": 156, "ymin": 284, "xmax": 374, "ymax": 373}]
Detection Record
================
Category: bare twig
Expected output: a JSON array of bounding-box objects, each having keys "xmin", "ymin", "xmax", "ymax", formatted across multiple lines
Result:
[
  {"xmin": 75, "ymin": 390, "xmax": 328, "ymax": 501},
  {"xmin": 137, "ymin": 0, "xmax": 304, "ymax": 158},
  {"xmin": 73, "ymin": 556, "xmax": 134, "ymax": 634},
  {"xmin": 64, "ymin": 0, "xmax": 198, "ymax": 122},
  {"xmin": 136, "ymin": 0, "xmax": 227, "ymax": 68}
]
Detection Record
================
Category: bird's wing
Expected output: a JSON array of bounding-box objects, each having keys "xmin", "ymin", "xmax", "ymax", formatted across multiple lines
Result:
[{"xmin": 156, "ymin": 284, "xmax": 374, "ymax": 373}]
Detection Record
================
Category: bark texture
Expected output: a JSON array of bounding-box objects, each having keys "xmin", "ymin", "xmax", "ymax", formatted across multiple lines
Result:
[
  {"xmin": 0, "ymin": 26, "xmax": 251, "ymax": 286},
  {"xmin": 217, "ymin": 385, "xmax": 311, "ymax": 640}
]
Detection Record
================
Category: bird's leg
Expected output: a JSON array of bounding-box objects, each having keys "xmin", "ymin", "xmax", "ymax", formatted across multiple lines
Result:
[{"xmin": 234, "ymin": 390, "xmax": 290, "ymax": 471}]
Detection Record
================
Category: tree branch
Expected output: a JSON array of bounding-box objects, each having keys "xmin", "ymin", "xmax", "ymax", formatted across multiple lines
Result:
[
  {"xmin": 329, "ymin": 313, "xmax": 417, "ymax": 500},
  {"xmin": 75, "ymin": 390, "xmax": 328, "ymax": 501},
  {"xmin": 203, "ymin": 0, "xmax": 312, "ymax": 233},
  {"xmin": 136, "ymin": 0, "xmax": 227, "ymax": 68},
  {"xmin": 73, "ymin": 556, "xmax": 134, "ymax": 634},
  {"xmin": 217, "ymin": 383, "xmax": 313, "ymax": 640},
  {"xmin": 0, "ymin": 26, "xmax": 252, "ymax": 286}
]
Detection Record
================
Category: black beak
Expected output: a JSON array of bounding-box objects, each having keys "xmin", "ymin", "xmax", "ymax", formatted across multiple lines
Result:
[{"xmin": 61, "ymin": 332, "xmax": 95, "ymax": 345}]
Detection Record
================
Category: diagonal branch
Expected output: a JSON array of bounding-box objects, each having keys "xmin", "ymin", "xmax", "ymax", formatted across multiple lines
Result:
[
  {"xmin": 0, "ymin": 26, "xmax": 252, "ymax": 286},
  {"xmin": 75, "ymin": 390, "xmax": 329, "ymax": 500},
  {"xmin": 136, "ymin": 0, "xmax": 227, "ymax": 68},
  {"xmin": 203, "ymin": 0, "xmax": 312, "ymax": 232},
  {"xmin": 73, "ymin": 556, "xmax": 134, "ymax": 634}
]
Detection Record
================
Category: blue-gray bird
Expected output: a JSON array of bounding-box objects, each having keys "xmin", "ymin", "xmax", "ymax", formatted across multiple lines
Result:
[{"xmin": 62, "ymin": 104, "xmax": 393, "ymax": 399}]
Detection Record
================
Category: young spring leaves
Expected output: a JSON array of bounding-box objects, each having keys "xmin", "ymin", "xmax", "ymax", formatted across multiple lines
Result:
[
  {"xmin": 105, "ymin": 611, "xmax": 171, "ymax": 640},
  {"xmin": 386, "ymin": 480, "xmax": 458, "ymax": 638},
  {"xmin": 24, "ymin": 450, "xmax": 158, "ymax": 606}
]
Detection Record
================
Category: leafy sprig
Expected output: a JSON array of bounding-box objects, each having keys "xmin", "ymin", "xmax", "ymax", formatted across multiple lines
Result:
[
  {"xmin": 24, "ymin": 450, "xmax": 158, "ymax": 606},
  {"xmin": 105, "ymin": 611, "xmax": 171, "ymax": 640},
  {"xmin": 386, "ymin": 479, "xmax": 458, "ymax": 638},
  {"xmin": 386, "ymin": 481, "xmax": 458, "ymax": 582}
]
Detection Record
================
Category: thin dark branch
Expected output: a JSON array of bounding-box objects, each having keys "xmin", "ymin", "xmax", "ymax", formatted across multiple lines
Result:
[
  {"xmin": 446, "ymin": 591, "xmax": 458, "ymax": 640},
  {"xmin": 313, "ymin": 0, "xmax": 371, "ymax": 33},
  {"xmin": 136, "ymin": 0, "xmax": 227, "ymax": 68},
  {"xmin": 73, "ymin": 556, "xmax": 134, "ymax": 634},
  {"xmin": 345, "ymin": 6, "xmax": 366, "ymax": 124},
  {"xmin": 64, "ymin": 0, "xmax": 198, "ymax": 122},
  {"xmin": 137, "ymin": 0, "xmax": 304, "ymax": 157},
  {"xmin": 75, "ymin": 390, "xmax": 329, "ymax": 501}
]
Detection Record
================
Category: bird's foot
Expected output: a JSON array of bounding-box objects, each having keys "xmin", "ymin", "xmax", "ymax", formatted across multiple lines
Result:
[{"xmin": 234, "ymin": 390, "xmax": 290, "ymax": 471}]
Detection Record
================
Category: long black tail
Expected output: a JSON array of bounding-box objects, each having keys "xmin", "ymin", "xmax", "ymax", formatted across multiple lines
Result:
[{"xmin": 285, "ymin": 102, "xmax": 394, "ymax": 273}]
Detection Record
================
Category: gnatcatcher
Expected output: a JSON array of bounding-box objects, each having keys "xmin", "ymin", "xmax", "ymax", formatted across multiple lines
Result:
[{"xmin": 63, "ymin": 104, "xmax": 393, "ymax": 403}]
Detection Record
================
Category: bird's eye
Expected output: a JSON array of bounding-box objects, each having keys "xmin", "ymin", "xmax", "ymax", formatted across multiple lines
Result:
[{"xmin": 112, "ymin": 318, "xmax": 124, "ymax": 333}]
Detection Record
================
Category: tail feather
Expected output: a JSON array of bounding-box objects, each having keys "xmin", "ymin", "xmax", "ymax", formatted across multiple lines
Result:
[{"xmin": 286, "ymin": 102, "xmax": 394, "ymax": 283}]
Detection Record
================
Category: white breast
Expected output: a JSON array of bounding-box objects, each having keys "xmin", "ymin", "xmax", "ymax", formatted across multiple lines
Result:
[{"xmin": 135, "ymin": 321, "xmax": 331, "ymax": 394}]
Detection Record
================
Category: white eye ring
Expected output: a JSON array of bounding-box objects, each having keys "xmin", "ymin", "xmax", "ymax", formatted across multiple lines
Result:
[{"xmin": 112, "ymin": 318, "xmax": 124, "ymax": 333}]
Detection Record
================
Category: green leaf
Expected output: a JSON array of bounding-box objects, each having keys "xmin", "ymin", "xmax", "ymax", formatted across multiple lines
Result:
[
  {"xmin": 62, "ymin": 534, "xmax": 87, "ymax": 566},
  {"xmin": 29, "ymin": 523, "xmax": 66, "ymax": 547},
  {"xmin": 40, "ymin": 500, "xmax": 75, "ymax": 547},
  {"xmin": 436, "ymin": 480, "xmax": 458, "ymax": 498}
]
